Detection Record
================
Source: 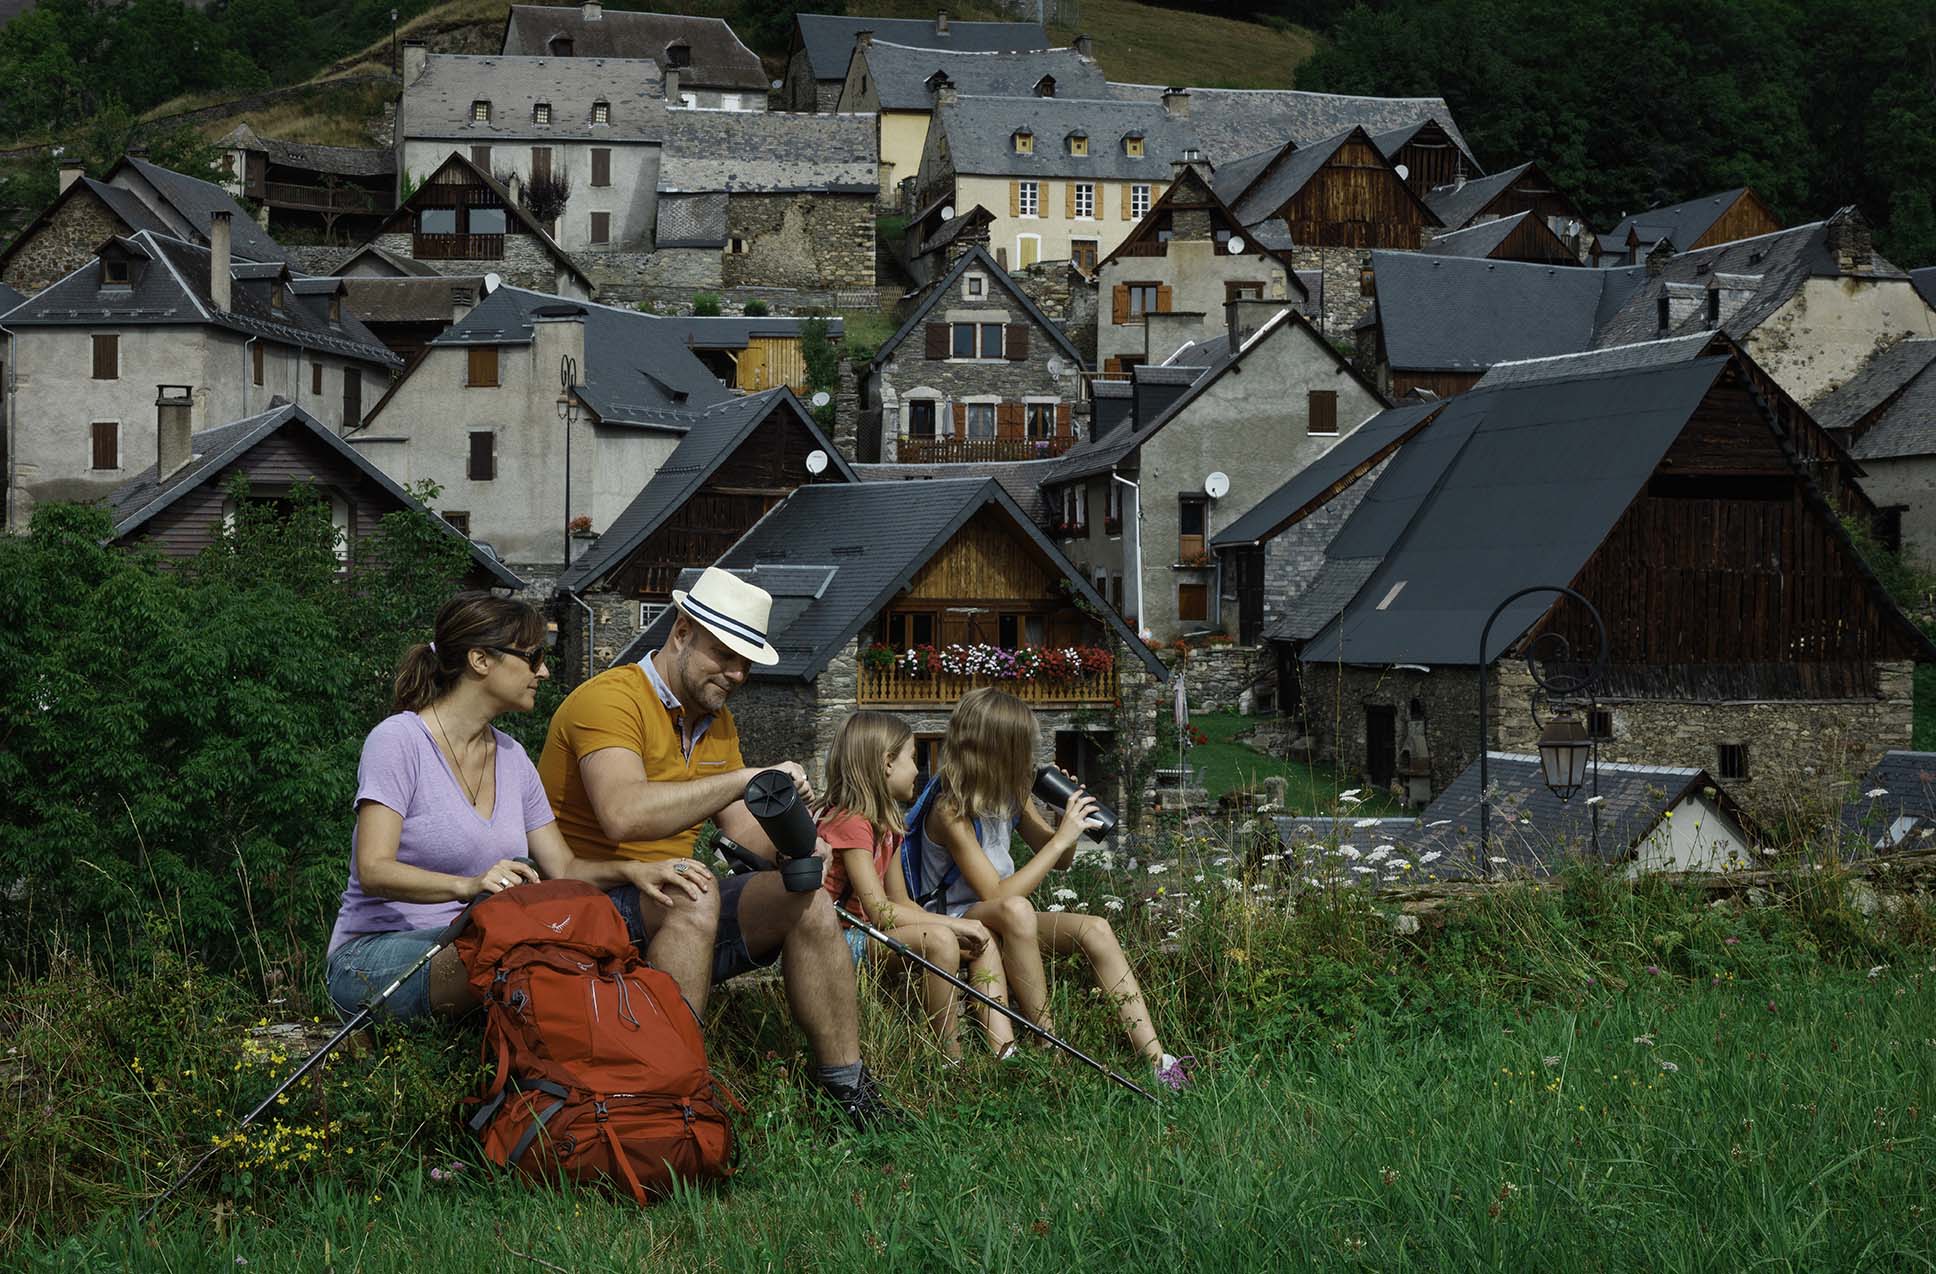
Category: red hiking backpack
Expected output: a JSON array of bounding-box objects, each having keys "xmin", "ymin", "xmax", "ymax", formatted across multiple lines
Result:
[{"xmin": 453, "ymin": 879, "xmax": 735, "ymax": 1203}]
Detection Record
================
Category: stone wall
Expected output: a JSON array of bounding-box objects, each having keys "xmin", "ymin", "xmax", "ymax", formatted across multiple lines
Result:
[
  {"xmin": 1300, "ymin": 662, "xmax": 1482, "ymax": 804},
  {"xmin": 1291, "ymin": 245, "xmax": 1375, "ymax": 342},
  {"xmin": 2, "ymin": 189, "xmax": 127, "ymax": 294},
  {"xmin": 722, "ymin": 192, "xmax": 875, "ymax": 292},
  {"xmin": 1169, "ymin": 643, "xmax": 1272, "ymax": 713},
  {"xmin": 1251, "ymin": 458, "xmax": 1386, "ymax": 638},
  {"xmin": 285, "ymin": 244, "xmax": 352, "ymax": 276}
]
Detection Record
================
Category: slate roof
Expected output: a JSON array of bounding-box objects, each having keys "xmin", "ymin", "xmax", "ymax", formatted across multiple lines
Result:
[
  {"xmin": 218, "ymin": 123, "xmax": 395, "ymax": 178},
  {"xmin": 0, "ymin": 281, "xmax": 23, "ymax": 314},
  {"xmin": 795, "ymin": 14, "xmax": 1049, "ymax": 80},
  {"xmin": 417, "ymin": 285, "xmax": 731, "ymax": 427},
  {"xmin": 931, "ymin": 96, "xmax": 1198, "ymax": 181},
  {"xmin": 108, "ymin": 402, "xmax": 522, "ymax": 588},
  {"xmin": 658, "ymin": 109, "xmax": 876, "ymax": 193},
  {"xmin": 401, "ymin": 55, "xmax": 666, "ymax": 141},
  {"xmin": 1834, "ymin": 340, "xmax": 1936, "ymax": 462},
  {"xmin": 1299, "ymin": 360, "xmax": 1735, "ymax": 667},
  {"xmin": 655, "ymin": 191, "xmax": 728, "ymax": 246},
  {"xmin": 1266, "ymin": 556, "xmax": 1382, "ymax": 643},
  {"xmin": 1366, "ymin": 251, "xmax": 1646, "ymax": 372},
  {"xmin": 1599, "ymin": 189, "xmax": 1753, "ymax": 254},
  {"xmin": 856, "ymin": 457, "xmax": 1061, "ymax": 527},
  {"xmin": 334, "ymin": 242, "xmax": 443, "ymax": 278},
  {"xmin": 338, "ymin": 274, "xmax": 486, "ymax": 324},
  {"xmin": 560, "ymin": 389, "xmax": 856, "ymax": 591},
  {"xmin": 916, "ymin": 203, "xmax": 993, "ymax": 259},
  {"xmin": 117, "ymin": 157, "xmax": 290, "ymax": 264},
  {"xmin": 1839, "ymin": 750, "xmax": 1936, "ymax": 853},
  {"xmin": 374, "ymin": 152, "xmax": 594, "ymax": 291},
  {"xmin": 1914, "ymin": 267, "xmax": 1936, "ymax": 311},
  {"xmin": 1471, "ymin": 334, "xmax": 1716, "ymax": 389},
  {"xmin": 1421, "ymin": 162, "xmax": 1532, "ymax": 232},
  {"xmin": 1104, "ymin": 85, "xmax": 1469, "ymax": 166},
  {"xmin": 1369, "ymin": 118, "xmax": 1479, "ymax": 169},
  {"xmin": 5, "ymin": 231, "xmax": 398, "ymax": 367},
  {"xmin": 1212, "ymin": 399, "xmax": 1442, "ymax": 549},
  {"xmin": 858, "ymin": 42, "xmax": 1105, "ymax": 110},
  {"xmin": 1426, "ymin": 211, "xmax": 1533, "ymax": 259},
  {"xmin": 663, "ymin": 314, "xmax": 844, "ymax": 350},
  {"xmin": 502, "ymin": 6, "xmax": 767, "ymax": 92},
  {"xmin": 610, "ymin": 478, "xmax": 1166, "ymax": 681},
  {"xmin": 872, "ymin": 244, "xmax": 1086, "ymax": 372}
]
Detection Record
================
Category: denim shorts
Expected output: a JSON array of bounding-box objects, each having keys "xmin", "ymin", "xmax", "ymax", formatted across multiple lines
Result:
[
  {"xmin": 607, "ymin": 870, "xmax": 779, "ymax": 986},
  {"xmin": 326, "ymin": 928, "xmax": 441, "ymax": 1021},
  {"xmin": 844, "ymin": 926, "xmax": 869, "ymax": 965}
]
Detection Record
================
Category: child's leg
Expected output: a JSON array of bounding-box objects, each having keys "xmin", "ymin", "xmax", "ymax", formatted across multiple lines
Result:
[
  {"xmin": 966, "ymin": 896, "xmax": 1056, "ymax": 1037},
  {"xmin": 884, "ymin": 922, "xmax": 965, "ymax": 1056},
  {"xmin": 1035, "ymin": 912, "xmax": 1164, "ymax": 1064},
  {"xmin": 964, "ymin": 940, "xmax": 1015, "ymax": 1055}
]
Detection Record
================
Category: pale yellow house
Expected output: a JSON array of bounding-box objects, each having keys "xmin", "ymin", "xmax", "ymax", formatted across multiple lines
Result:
[
  {"xmin": 834, "ymin": 38, "xmax": 1106, "ymax": 206},
  {"xmin": 915, "ymin": 92, "xmax": 1200, "ymax": 274}
]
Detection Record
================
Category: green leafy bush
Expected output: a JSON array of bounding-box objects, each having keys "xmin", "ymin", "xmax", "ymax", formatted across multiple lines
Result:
[
  {"xmin": 742, "ymin": 299, "xmax": 769, "ymax": 317},
  {"xmin": 690, "ymin": 292, "xmax": 723, "ymax": 317}
]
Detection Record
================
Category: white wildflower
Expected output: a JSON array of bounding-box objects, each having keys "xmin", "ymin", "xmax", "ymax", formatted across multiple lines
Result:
[
  {"xmin": 1633, "ymin": 1034, "xmax": 1656, "ymax": 1047},
  {"xmin": 1052, "ymin": 887, "xmax": 1079, "ymax": 902},
  {"xmin": 1420, "ymin": 850, "xmax": 1442, "ymax": 864},
  {"xmin": 1102, "ymin": 897, "xmax": 1124, "ymax": 913},
  {"xmin": 1350, "ymin": 865, "xmax": 1375, "ymax": 875},
  {"xmin": 1867, "ymin": 787, "xmax": 1889, "ymax": 798},
  {"xmin": 1340, "ymin": 788, "xmax": 1362, "ymax": 799},
  {"xmin": 1339, "ymin": 795, "xmax": 1365, "ymax": 807},
  {"xmin": 1337, "ymin": 846, "xmax": 1362, "ymax": 860},
  {"xmin": 1489, "ymin": 855, "xmax": 1508, "ymax": 864},
  {"xmin": 1869, "ymin": 965, "xmax": 1889, "ymax": 979},
  {"xmin": 1355, "ymin": 817, "xmax": 1382, "ymax": 828},
  {"xmin": 1585, "ymin": 795, "xmax": 1606, "ymax": 807},
  {"xmin": 1193, "ymin": 873, "xmax": 1206, "ymax": 883},
  {"xmin": 1046, "ymin": 903, "xmax": 1067, "ymax": 913},
  {"xmin": 1542, "ymin": 1056, "xmax": 1561, "ymax": 1068},
  {"xmin": 1147, "ymin": 863, "xmax": 1169, "ymax": 876},
  {"xmin": 1659, "ymin": 1060, "xmax": 1679, "ymax": 1073}
]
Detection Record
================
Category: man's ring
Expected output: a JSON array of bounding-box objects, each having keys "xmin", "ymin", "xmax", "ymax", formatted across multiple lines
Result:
[{"xmin": 674, "ymin": 862, "xmax": 688, "ymax": 874}]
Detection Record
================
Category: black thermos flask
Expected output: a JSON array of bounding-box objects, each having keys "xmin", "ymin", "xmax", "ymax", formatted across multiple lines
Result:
[
  {"xmin": 744, "ymin": 770, "xmax": 825, "ymax": 892},
  {"xmin": 1031, "ymin": 767, "xmax": 1118, "ymax": 839}
]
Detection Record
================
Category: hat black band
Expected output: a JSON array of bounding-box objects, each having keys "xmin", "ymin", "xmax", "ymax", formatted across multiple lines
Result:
[{"xmin": 681, "ymin": 593, "xmax": 768, "ymax": 649}]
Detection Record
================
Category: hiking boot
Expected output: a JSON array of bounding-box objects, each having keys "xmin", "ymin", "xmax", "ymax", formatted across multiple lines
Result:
[
  {"xmin": 1154, "ymin": 1053, "xmax": 1194, "ymax": 1092},
  {"xmin": 820, "ymin": 1064, "xmax": 907, "ymax": 1132}
]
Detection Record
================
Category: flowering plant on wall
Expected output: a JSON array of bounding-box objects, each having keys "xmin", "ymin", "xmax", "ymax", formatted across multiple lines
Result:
[{"xmin": 864, "ymin": 643, "xmax": 1116, "ymax": 682}]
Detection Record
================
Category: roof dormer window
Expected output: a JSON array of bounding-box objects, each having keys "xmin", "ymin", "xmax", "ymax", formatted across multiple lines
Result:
[
  {"xmin": 665, "ymin": 40, "xmax": 691, "ymax": 68},
  {"xmin": 1124, "ymin": 133, "xmax": 1145, "ymax": 158},
  {"xmin": 101, "ymin": 258, "xmax": 130, "ymax": 286},
  {"xmin": 549, "ymin": 35, "xmax": 573, "ymax": 56},
  {"xmin": 1035, "ymin": 75, "xmax": 1056, "ymax": 97},
  {"xmin": 1067, "ymin": 130, "xmax": 1088, "ymax": 157},
  {"xmin": 1013, "ymin": 129, "xmax": 1034, "ymax": 155},
  {"xmin": 925, "ymin": 70, "xmax": 950, "ymax": 92},
  {"xmin": 471, "ymin": 100, "xmax": 492, "ymax": 124},
  {"xmin": 270, "ymin": 287, "xmax": 283, "ymax": 310},
  {"xmin": 592, "ymin": 99, "xmax": 610, "ymax": 125},
  {"xmin": 533, "ymin": 101, "xmax": 552, "ymax": 125},
  {"xmin": 329, "ymin": 294, "xmax": 342, "ymax": 322}
]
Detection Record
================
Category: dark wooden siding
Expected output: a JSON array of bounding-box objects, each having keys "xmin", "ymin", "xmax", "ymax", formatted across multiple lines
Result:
[
  {"xmin": 1692, "ymin": 190, "xmax": 1781, "ymax": 250},
  {"xmin": 1390, "ymin": 370, "xmax": 1481, "ymax": 399},
  {"xmin": 1390, "ymin": 121, "xmax": 1466, "ymax": 198},
  {"xmin": 1471, "ymin": 164, "xmax": 1588, "ymax": 235},
  {"xmin": 1276, "ymin": 139, "xmax": 1434, "ymax": 249},
  {"xmin": 1481, "ymin": 214, "xmax": 1582, "ymax": 265}
]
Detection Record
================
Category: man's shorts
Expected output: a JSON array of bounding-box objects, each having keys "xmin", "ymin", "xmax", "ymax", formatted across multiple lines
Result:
[{"xmin": 607, "ymin": 870, "xmax": 781, "ymax": 986}]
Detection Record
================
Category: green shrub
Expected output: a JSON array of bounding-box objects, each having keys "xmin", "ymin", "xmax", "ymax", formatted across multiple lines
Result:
[
  {"xmin": 691, "ymin": 292, "xmax": 722, "ymax": 317},
  {"xmin": 742, "ymin": 299, "xmax": 769, "ymax": 317}
]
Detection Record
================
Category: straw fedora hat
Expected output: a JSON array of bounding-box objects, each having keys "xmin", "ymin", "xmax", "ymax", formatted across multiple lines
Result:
[{"xmin": 672, "ymin": 567, "xmax": 779, "ymax": 666}]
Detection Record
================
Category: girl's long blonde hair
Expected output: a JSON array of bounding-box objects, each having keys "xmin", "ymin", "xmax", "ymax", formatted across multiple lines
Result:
[
  {"xmin": 935, "ymin": 687, "xmax": 1035, "ymax": 823},
  {"xmin": 819, "ymin": 711, "xmax": 916, "ymax": 850}
]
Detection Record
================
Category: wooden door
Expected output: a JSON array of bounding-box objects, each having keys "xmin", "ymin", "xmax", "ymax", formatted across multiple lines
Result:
[{"xmin": 1365, "ymin": 704, "xmax": 1397, "ymax": 788}]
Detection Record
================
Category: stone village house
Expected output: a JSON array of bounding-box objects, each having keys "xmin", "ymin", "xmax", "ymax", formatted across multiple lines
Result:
[
  {"xmin": 1046, "ymin": 302, "xmax": 1385, "ymax": 643},
  {"xmin": 783, "ymin": 12, "xmax": 1049, "ymax": 113},
  {"xmin": 611, "ymin": 477, "xmax": 1170, "ymax": 807},
  {"xmin": 500, "ymin": 2, "xmax": 768, "ymax": 112},
  {"xmin": 1810, "ymin": 338, "xmax": 1936, "ymax": 560},
  {"xmin": 215, "ymin": 124, "xmax": 395, "ymax": 246},
  {"xmin": 859, "ymin": 245, "xmax": 1087, "ymax": 464},
  {"xmin": 367, "ymin": 152, "xmax": 594, "ymax": 300},
  {"xmin": 1276, "ymin": 350, "xmax": 1933, "ymax": 819},
  {"xmin": 1, "ymin": 220, "xmax": 399, "ymax": 532}
]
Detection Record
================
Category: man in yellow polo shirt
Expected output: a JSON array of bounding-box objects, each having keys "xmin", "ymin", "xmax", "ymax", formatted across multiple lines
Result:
[{"xmin": 539, "ymin": 567, "xmax": 900, "ymax": 1130}]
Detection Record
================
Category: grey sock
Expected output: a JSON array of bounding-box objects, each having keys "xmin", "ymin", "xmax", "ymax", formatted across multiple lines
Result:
[{"xmin": 817, "ymin": 1061, "xmax": 864, "ymax": 1092}]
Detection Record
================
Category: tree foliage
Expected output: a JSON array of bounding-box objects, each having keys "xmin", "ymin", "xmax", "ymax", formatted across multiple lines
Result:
[
  {"xmin": 1296, "ymin": 0, "xmax": 1936, "ymax": 264},
  {"xmin": 0, "ymin": 492, "xmax": 473, "ymax": 979}
]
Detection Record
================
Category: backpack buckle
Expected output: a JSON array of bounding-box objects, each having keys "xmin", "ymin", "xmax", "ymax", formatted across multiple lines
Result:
[{"xmin": 593, "ymin": 1099, "xmax": 610, "ymax": 1122}]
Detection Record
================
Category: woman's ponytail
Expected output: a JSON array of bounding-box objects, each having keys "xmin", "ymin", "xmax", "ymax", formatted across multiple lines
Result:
[
  {"xmin": 391, "ymin": 641, "xmax": 453, "ymax": 713},
  {"xmin": 391, "ymin": 592, "xmax": 547, "ymax": 715}
]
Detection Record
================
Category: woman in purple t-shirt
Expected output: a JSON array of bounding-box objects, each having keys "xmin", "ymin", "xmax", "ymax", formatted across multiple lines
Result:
[{"xmin": 327, "ymin": 593, "xmax": 718, "ymax": 1021}]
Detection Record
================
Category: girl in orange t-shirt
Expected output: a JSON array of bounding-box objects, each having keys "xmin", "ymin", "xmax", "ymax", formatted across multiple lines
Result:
[{"xmin": 816, "ymin": 711, "xmax": 1015, "ymax": 1061}]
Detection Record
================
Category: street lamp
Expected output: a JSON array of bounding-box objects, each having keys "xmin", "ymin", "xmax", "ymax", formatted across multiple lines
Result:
[{"xmin": 1476, "ymin": 584, "xmax": 1608, "ymax": 870}]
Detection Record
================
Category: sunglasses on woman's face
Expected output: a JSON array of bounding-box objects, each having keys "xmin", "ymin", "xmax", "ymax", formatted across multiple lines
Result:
[{"xmin": 487, "ymin": 644, "xmax": 547, "ymax": 673}]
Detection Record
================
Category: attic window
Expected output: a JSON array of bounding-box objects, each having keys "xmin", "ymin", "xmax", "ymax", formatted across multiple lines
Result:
[
  {"xmin": 665, "ymin": 41, "xmax": 691, "ymax": 68},
  {"xmin": 1705, "ymin": 289, "xmax": 1720, "ymax": 326},
  {"xmin": 1656, "ymin": 296, "xmax": 1671, "ymax": 331},
  {"xmin": 1067, "ymin": 132, "xmax": 1088, "ymax": 157},
  {"xmin": 1035, "ymin": 75, "xmax": 1056, "ymax": 97},
  {"xmin": 592, "ymin": 100, "xmax": 610, "ymax": 125},
  {"xmin": 533, "ymin": 101, "xmax": 552, "ymax": 125},
  {"xmin": 471, "ymin": 100, "xmax": 492, "ymax": 123},
  {"xmin": 1124, "ymin": 134, "xmax": 1145, "ymax": 158},
  {"xmin": 270, "ymin": 287, "xmax": 283, "ymax": 310},
  {"xmin": 549, "ymin": 35, "xmax": 573, "ymax": 56},
  {"xmin": 964, "ymin": 272, "xmax": 986, "ymax": 299},
  {"xmin": 329, "ymin": 294, "xmax": 342, "ymax": 322},
  {"xmin": 101, "ymin": 258, "xmax": 130, "ymax": 286},
  {"xmin": 1013, "ymin": 130, "xmax": 1034, "ymax": 155}
]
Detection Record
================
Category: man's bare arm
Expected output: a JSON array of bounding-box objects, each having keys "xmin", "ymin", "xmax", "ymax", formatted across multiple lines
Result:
[{"xmin": 579, "ymin": 747, "xmax": 758, "ymax": 843}]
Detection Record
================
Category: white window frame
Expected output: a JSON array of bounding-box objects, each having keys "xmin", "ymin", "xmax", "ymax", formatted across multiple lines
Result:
[
  {"xmin": 963, "ymin": 272, "xmax": 986, "ymax": 300},
  {"xmin": 1024, "ymin": 397, "xmax": 1059, "ymax": 439},
  {"xmin": 1073, "ymin": 182, "xmax": 1095, "ymax": 219},
  {"xmin": 1132, "ymin": 183, "xmax": 1152, "ymax": 218},
  {"xmin": 1017, "ymin": 180, "xmax": 1040, "ymax": 218},
  {"xmin": 640, "ymin": 601, "xmax": 669, "ymax": 629},
  {"xmin": 963, "ymin": 398, "xmax": 999, "ymax": 438}
]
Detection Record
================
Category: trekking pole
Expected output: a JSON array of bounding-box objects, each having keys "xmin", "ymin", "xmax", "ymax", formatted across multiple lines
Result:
[
  {"xmin": 712, "ymin": 833, "xmax": 1158, "ymax": 1104},
  {"xmin": 139, "ymin": 862, "xmax": 532, "ymax": 1224}
]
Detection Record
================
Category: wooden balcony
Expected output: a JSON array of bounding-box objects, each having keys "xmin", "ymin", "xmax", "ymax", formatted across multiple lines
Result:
[
  {"xmin": 896, "ymin": 434, "xmax": 1075, "ymax": 464},
  {"xmin": 858, "ymin": 664, "xmax": 1118, "ymax": 707},
  {"xmin": 264, "ymin": 181, "xmax": 387, "ymax": 214},
  {"xmin": 413, "ymin": 232, "xmax": 505, "ymax": 260}
]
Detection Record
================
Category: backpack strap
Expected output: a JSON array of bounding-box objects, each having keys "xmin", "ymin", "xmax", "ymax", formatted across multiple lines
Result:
[
  {"xmin": 596, "ymin": 1098, "xmax": 651, "ymax": 1206},
  {"xmin": 899, "ymin": 776, "xmax": 960, "ymax": 911}
]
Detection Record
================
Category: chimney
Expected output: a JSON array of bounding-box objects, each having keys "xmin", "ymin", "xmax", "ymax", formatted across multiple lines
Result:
[
  {"xmin": 935, "ymin": 10, "xmax": 949, "ymax": 36},
  {"xmin": 934, "ymin": 78, "xmax": 959, "ymax": 108},
  {"xmin": 664, "ymin": 66, "xmax": 681, "ymax": 104},
  {"xmin": 581, "ymin": 0, "xmax": 602, "ymax": 18},
  {"xmin": 1161, "ymin": 87, "xmax": 1190, "ymax": 117},
  {"xmin": 855, "ymin": 28, "xmax": 873, "ymax": 47},
  {"xmin": 209, "ymin": 210, "xmax": 232, "ymax": 311},
  {"xmin": 58, "ymin": 161, "xmax": 85, "ymax": 194},
  {"xmin": 1825, "ymin": 207, "xmax": 1873, "ymax": 274},
  {"xmin": 156, "ymin": 385, "xmax": 195, "ymax": 480},
  {"xmin": 1225, "ymin": 297, "xmax": 1285, "ymax": 348},
  {"xmin": 1073, "ymin": 33, "xmax": 1094, "ymax": 58},
  {"xmin": 1644, "ymin": 237, "xmax": 1673, "ymax": 278},
  {"xmin": 401, "ymin": 38, "xmax": 428, "ymax": 85}
]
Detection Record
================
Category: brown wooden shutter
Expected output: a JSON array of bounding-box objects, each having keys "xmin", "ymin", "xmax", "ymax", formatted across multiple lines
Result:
[
  {"xmin": 953, "ymin": 402, "xmax": 967, "ymax": 435},
  {"xmin": 91, "ymin": 334, "xmax": 118, "ymax": 380},
  {"xmin": 532, "ymin": 147, "xmax": 552, "ymax": 180},
  {"xmin": 590, "ymin": 147, "xmax": 611, "ymax": 187},
  {"xmin": 1121, "ymin": 185, "xmax": 1132, "ymax": 220},
  {"xmin": 590, "ymin": 212, "xmax": 610, "ymax": 244},
  {"xmin": 1063, "ymin": 181, "xmax": 1074, "ymax": 218},
  {"xmin": 1010, "ymin": 180, "xmax": 1020, "ymax": 217},
  {"xmin": 1155, "ymin": 284, "xmax": 1173, "ymax": 313},
  {"xmin": 1111, "ymin": 284, "xmax": 1130, "ymax": 325},
  {"xmin": 468, "ymin": 345, "xmax": 499, "ymax": 387},
  {"xmin": 924, "ymin": 322, "xmax": 947, "ymax": 359},
  {"xmin": 998, "ymin": 401, "xmax": 1022, "ymax": 438},
  {"xmin": 311, "ymin": 362, "xmax": 323, "ymax": 395},
  {"xmin": 1005, "ymin": 323, "xmax": 1030, "ymax": 360},
  {"xmin": 343, "ymin": 368, "xmax": 362, "ymax": 425},
  {"xmin": 471, "ymin": 144, "xmax": 492, "ymax": 169},
  {"xmin": 1104, "ymin": 356, "xmax": 1122, "ymax": 379},
  {"xmin": 252, "ymin": 341, "xmax": 265, "ymax": 386},
  {"xmin": 90, "ymin": 421, "xmax": 117, "ymax": 470},
  {"xmin": 1308, "ymin": 389, "xmax": 1338, "ymax": 435},
  {"xmin": 469, "ymin": 430, "xmax": 496, "ymax": 480},
  {"xmin": 1056, "ymin": 402, "xmax": 1071, "ymax": 434}
]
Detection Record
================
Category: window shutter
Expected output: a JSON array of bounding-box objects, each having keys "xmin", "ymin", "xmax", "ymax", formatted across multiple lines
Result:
[
  {"xmin": 1063, "ymin": 181, "xmax": 1075, "ymax": 218},
  {"xmin": 1005, "ymin": 323, "xmax": 1030, "ymax": 360},
  {"xmin": 591, "ymin": 148, "xmax": 611, "ymax": 187},
  {"xmin": 469, "ymin": 431, "xmax": 496, "ymax": 481},
  {"xmin": 1010, "ymin": 180, "xmax": 1020, "ymax": 217},
  {"xmin": 312, "ymin": 363, "xmax": 323, "ymax": 395},
  {"xmin": 924, "ymin": 322, "xmax": 947, "ymax": 359},
  {"xmin": 1056, "ymin": 402, "xmax": 1071, "ymax": 434},
  {"xmin": 590, "ymin": 212, "xmax": 610, "ymax": 244},
  {"xmin": 1308, "ymin": 389, "xmax": 1338, "ymax": 434},
  {"xmin": 532, "ymin": 147, "xmax": 552, "ymax": 180},
  {"xmin": 91, "ymin": 334, "xmax": 117, "ymax": 380},
  {"xmin": 998, "ymin": 401, "xmax": 1022, "ymax": 437},
  {"xmin": 1104, "ymin": 356, "xmax": 1123, "ymax": 379},
  {"xmin": 252, "ymin": 341, "xmax": 265, "ymax": 386},
  {"xmin": 343, "ymin": 369, "xmax": 362, "ymax": 425},
  {"xmin": 91, "ymin": 421, "xmax": 117, "ymax": 470},
  {"xmin": 954, "ymin": 402, "xmax": 967, "ymax": 435},
  {"xmin": 1121, "ymin": 185, "xmax": 1132, "ymax": 220},
  {"xmin": 1155, "ymin": 284, "xmax": 1173, "ymax": 313},
  {"xmin": 468, "ymin": 345, "xmax": 499, "ymax": 386},
  {"xmin": 1111, "ymin": 284, "xmax": 1129, "ymax": 325}
]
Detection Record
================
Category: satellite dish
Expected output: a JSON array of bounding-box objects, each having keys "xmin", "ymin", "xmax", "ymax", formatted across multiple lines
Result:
[
  {"xmin": 940, "ymin": 205, "xmax": 956, "ymax": 221},
  {"xmin": 810, "ymin": 390, "xmax": 832, "ymax": 408},
  {"xmin": 1394, "ymin": 163, "xmax": 1410, "ymax": 181},
  {"xmin": 805, "ymin": 449, "xmax": 829, "ymax": 475},
  {"xmin": 1046, "ymin": 356, "xmax": 1068, "ymax": 379},
  {"xmin": 1203, "ymin": 471, "xmax": 1230, "ymax": 499},
  {"xmin": 483, "ymin": 272, "xmax": 503, "ymax": 294},
  {"xmin": 1226, "ymin": 235, "xmax": 1246, "ymax": 255}
]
